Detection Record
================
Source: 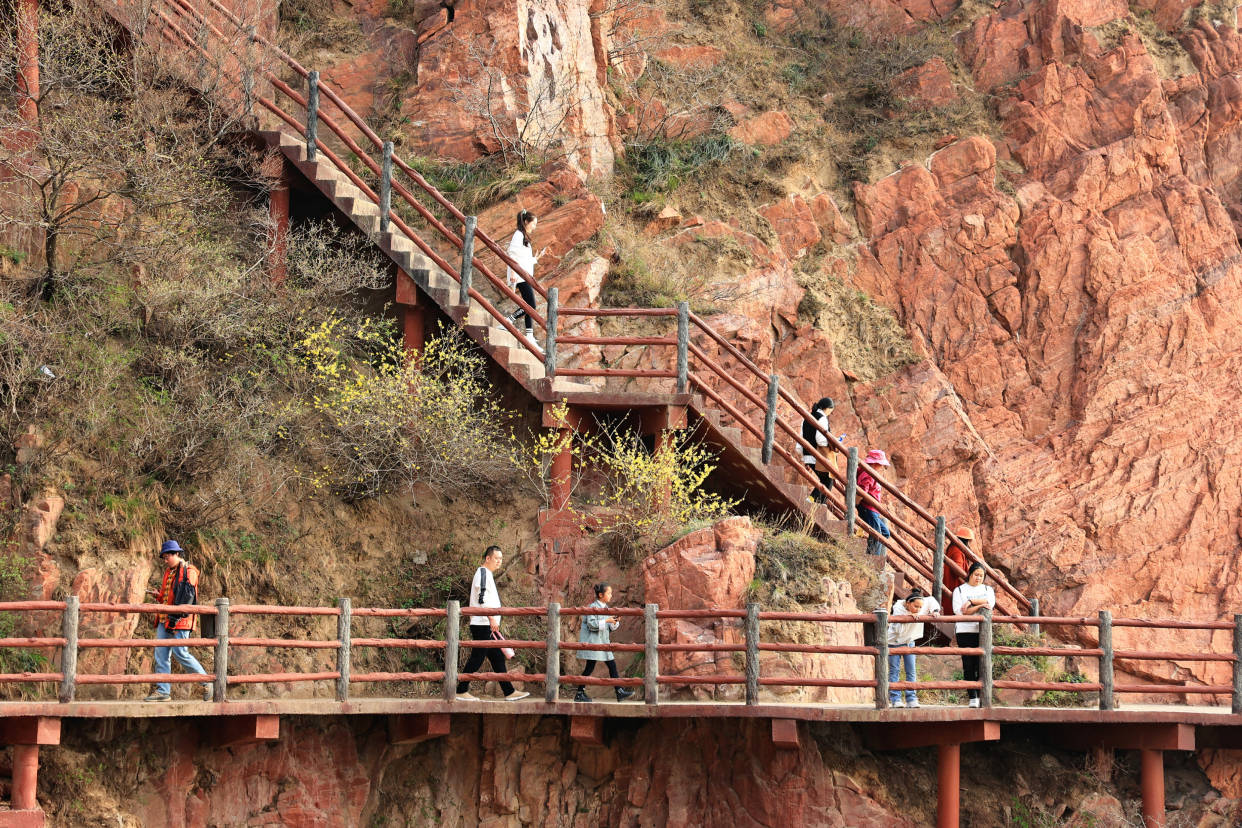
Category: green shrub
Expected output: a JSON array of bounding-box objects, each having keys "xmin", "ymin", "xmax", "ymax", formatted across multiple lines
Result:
[{"xmin": 621, "ymin": 134, "xmax": 736, "ymax": 195}]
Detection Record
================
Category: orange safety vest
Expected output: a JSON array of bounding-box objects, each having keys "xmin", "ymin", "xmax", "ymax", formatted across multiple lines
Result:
[{"xmin": 156, "ymin": 563, "xmax": 199, "ymax": 631}]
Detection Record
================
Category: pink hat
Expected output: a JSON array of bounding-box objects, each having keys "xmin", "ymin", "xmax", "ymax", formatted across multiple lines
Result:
[{"xmin": 864, "ymin": 449, "xmax": 890, "ymax": 467}]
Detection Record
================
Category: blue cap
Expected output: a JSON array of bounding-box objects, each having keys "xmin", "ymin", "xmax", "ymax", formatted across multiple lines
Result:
[{"xmin": 159, "ymin": 540, "xmax": 183, "ymax": 556}]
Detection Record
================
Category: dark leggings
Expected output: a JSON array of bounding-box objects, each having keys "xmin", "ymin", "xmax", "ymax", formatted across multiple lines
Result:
[
  {"xmin": 806, "ymin": 464, "xmax": 833, "ymax": 503},
  {"xmin": 457, "ymin": 624, "xmax": 515, "ymax": 696},
  {"xmin": 514, "ymin": 281, "xmax": 537, "ymax": 333},
  {"xmin": 957, "ymin": 631, "xmax": 980, "ymax": 699},
  {"xmin": 579, "ymin": 659, "xmax": 619, "ymax": 691}
]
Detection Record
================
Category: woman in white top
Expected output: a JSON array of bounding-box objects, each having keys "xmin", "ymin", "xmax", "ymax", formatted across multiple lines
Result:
[
  {"xmin": 506, "ymin": 209, "xmax": 546, "ymax": 347},
  {"xmin": 887, "ymin": 588, "xmax": 940, "ymax": 708},
  {"xmin": 952, "ymin": 562, "xmax": 996, "ymax": 708},
  {"xmin": 801, "ymin": 397, "xmax": 834, "ymax": 504}
]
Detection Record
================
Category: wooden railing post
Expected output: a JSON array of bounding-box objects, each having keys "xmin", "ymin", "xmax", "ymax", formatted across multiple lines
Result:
[
  {"xmin": 545, "ymin": 602, "xmax": 560, "ymax": 703},
  {"xmin": 644, "ymin": 603, "xmax": 659, "ymax": 705},
  {"xmin": 1099, "ymin": 610, "xmax": 1114, "ymax": 711},
  {"xmin": 544, "ymin": 287, "xmax": 558, "ymax": 378},
  {"xmin": 874, "ymin": 608, "xmax": 889, "ymax": 709},
  {"xmin": 336, "ymin": 598, "xmax": 351, "ymax": 702},
  {"xmin": 932, "ymin": 516, "xmax": 946, "ymax": 603},
  {"xmin": 1234, "ymin": 614, "xmax": 1242, "ymax": 715},
  {"xmin": 213, "ymin": 597, "xmax": 229, "ymax": 704},
  {"xmin": 305, "ymin": 70, "xmax": 319, "ymax": 161},
  {"xmin": 459, "ymin": 216, "xmax": 476, "ymax": 307},
  {"xmin": 1030, "ymin": 598, "xmax": 1040, "ymax": 638},
  {"xmin": 676, "ymin": 301, "xmax": 689, "ymax": 394},
  {"xmin": 443, "ymin": 601, "xmax": 460, "ymax": 702},
  {"xmin": 761, "ymin": 374, "xmax": 778, "ymax": 464},
  {"xmin": 745, "ymin": 603, "xmax": 760, "ymax": 705},
  {"xmin": 58, "ymin": 596, "xmax": 78, "ymax": 704},
  {"xmin": 379, "ymin": 140, "xmax": 393, "ymax": 233},
  {"xmin": 845, "ymin": 447, "xmax": 859, "ymax": 536},
  {"xmin": 980, "ymin": 608, "xmax": 993, "ymax": 708}
]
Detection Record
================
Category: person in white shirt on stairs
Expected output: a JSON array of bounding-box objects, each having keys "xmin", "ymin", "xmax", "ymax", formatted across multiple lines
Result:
[
  {"xmin": 952, "ymin": 562, "xmax": 996, "ymax": 708},
  {"xmin": 455, "ymin": 545, "xmax": 530, "ymax": 702},
  {"xmin": 506, "ymin": 209, "xmax": 546, "ymax": 352}
]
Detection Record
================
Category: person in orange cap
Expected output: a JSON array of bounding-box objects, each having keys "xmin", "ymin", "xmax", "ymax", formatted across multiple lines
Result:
[{"xmin": 944, "ymin": 527, "xmax": 973, "ymax": 595}]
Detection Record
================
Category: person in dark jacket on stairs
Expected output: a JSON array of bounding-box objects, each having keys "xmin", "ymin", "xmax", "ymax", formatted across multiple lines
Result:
[{"xmin": 801, "ymin": 397, "xmax": 835, "ymax": 503}]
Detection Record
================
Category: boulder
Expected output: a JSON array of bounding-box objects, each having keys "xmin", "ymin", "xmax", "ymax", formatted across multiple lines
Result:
[
  {"xmin": 759, "ymin": 194, "xmax": 821, "ymax": 258},
  {"xmin": 728, "ymin": 110, "xmax": 794, "ymax": 146}
]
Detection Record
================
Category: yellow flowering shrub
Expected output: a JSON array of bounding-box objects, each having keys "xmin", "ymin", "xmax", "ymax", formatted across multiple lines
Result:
[{"xmin": 281, "ymin": 318, "xmax": 517, "ymax": 501}]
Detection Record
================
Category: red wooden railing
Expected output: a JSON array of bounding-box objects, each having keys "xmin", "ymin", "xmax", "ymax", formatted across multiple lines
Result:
[
  {"xmin": 0, "ymin": 600, "xmax": 1235, "ymax": 711},
  {"xmin": 108, "ymin": 0, "xmax": 1028, "ymax": 612}
]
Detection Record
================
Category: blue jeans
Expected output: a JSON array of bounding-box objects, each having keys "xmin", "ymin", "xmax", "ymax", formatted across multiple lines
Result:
[
  {"xmin": 154, "ymin": 622, "xmax": 208, "ymax": 694},
  {"xmin": 888, "ymin": 653, "xmax": 917, "ymax": 703},
  {"xmin": 859, "ymin": 508, "xmax": 891, "ymax": 556}
]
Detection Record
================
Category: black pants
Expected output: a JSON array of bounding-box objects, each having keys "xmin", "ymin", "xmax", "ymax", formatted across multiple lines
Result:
[
  {"xmin": 806, "ymin": 464, "xmax": 833, "ymax": 503},
  {"xmin": 457, "ymin": 624, "xmax": 515, "ymax": 696},
  {"xmin": 514, "ymin": 281, "xmax": 536, "ymax": 334},
  {"xmin": 957, "ymin": 631, "xmax": 981, "ymax": 699},
  {"xmin": 579, "ymin": 658, "xmax": 619, "ymax": 691}
]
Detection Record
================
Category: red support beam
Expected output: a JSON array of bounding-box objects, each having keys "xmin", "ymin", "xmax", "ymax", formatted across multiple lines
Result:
[
  {"xmin": 569, "ymin": 716, "xmax": 604, "ymax": 746},
  {"xmin": 11, "ymin": 744, "xmax": 38, "ymax": 811},
  {"xmin": 860, "ymin": 720, "xmax": 999, "ymax": 751},
  {"xmin": 1043, "ymin": 723, "xmax": 1194, "ymax": 752},
  {"xmin": 15, "ymin": 0, "xmax": 39, "ymax": 125},
  {"xmin": 936, "ymin": 743, "xmax": 959, "ymax": 828},
  {"xmin": 771, "ymin": 719, "xmax": 799, "ymax": 750},
  {"xmin": 1140, "ymin": 748, "xmax": 1164, "ymax": 828},
  {"xmin": 266, "ymin": 159, "xmax": 291, "ymax": 284},
  {"xmin": 388, "ymin": 713, "xmax": 450, "ymax": 745},
  {"xmin": 210, "ymin": 715, "xmax": 280, "ymax": 748},
  {"xmin": 550, "ymin": 427, "xmax": 573, "ymax": 513},
  {"xmin": 0, "ymin": 718, "xmax": 60, "ymax": 746}
]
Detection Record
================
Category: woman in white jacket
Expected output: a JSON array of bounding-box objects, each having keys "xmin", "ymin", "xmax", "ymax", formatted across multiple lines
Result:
[
  {"xmin": 952, "ymin": 562, "xmax": 996, "ymax": 708},
  {"xmin": 506, "ymin": 209, "xmax": 546, "ymax": 348},
  {"xmin": 887, "ymin": 587, "xmax": 940, "ymax": 708}
]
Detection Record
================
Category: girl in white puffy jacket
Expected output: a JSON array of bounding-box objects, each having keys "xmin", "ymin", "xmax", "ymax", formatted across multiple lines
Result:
[{"xmin": 887, "ymin": 588, "xmax": 939, "ymax": 708}]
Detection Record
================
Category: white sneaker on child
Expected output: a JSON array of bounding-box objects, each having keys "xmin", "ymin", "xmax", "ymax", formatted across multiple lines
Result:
[
  {"xmin": 891, "ymin": 699, "xmax": 905, "ymax": 708},
  {"xmin": 907, "ymin": 699, "xmax": 921, "ymax": 708},
  {"xmin": 505, "ymin": 691, "xmax": 531, "ymax": 701},
  {"xmin": 968, "ymin": 698, "xmax": 981, "ymax": 708}
]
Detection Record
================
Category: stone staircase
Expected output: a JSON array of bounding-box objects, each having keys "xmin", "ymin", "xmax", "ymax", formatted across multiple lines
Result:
[{"xmin": 258, "ymin": 128, "xmax": 596, "ymax": 398}]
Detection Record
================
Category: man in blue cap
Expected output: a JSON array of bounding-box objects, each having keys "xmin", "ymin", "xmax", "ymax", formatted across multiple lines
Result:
[{"xmin": 143, "ymin": 540, "xmax": 211, "ymax": 702}]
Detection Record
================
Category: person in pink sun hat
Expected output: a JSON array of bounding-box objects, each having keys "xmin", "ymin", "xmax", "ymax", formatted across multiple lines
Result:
[{"xmin": 856, "ymin": 449, "xmax": 892, "ymax": 556}]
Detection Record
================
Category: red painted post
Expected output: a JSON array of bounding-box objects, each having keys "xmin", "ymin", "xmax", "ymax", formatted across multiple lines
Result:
[
  {"xmin": 550, "ymin": 427, "xmax": 572, "ymax": 512},
  {"xmin": 936, "ymin": 743, "xmax": 960, "ymax": 828},
  {"xmin": 11, "ymin": 744, "xmax": 38, "ymax": 810},
  {"xmin": 15, "ymin": 0, "xmax": 39, "ymax": 125},
  {"xmin": 268, "ymin": 166, "xmax": 290, "ymax": 284},
  {"xmin": 402, "ymin": 301, "xmax": 426, "ymax": 359},
  {"xmin": 1140, "ymin": 748, "xmax": 1165, "ymax": 828}
]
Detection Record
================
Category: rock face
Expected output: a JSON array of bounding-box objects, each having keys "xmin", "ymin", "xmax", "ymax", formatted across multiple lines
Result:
[{"xmin": 642, "ymin": 517, "xmax": 870, "ymax": 703}]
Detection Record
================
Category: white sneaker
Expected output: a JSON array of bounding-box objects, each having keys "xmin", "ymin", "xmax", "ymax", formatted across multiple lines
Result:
[
  {"xmin": 968, "ymin": 698, "xmax": 980, "ymax": 708},
  {"xmin": 907, "ymin": 699, "xmax": 921, "ymax": 708},
  {"xmin": 891, "ymin": 699, "xmax": 905, "ymax": 708},
  {"xmin": 505, "ymin": 691, "xmax": 531, "ymax": 701},
  {"xmin": 455, "ymin": 692, "xmax": 479, "ymax": 702}
]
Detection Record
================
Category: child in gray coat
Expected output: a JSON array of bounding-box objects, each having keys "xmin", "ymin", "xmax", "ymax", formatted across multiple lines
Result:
[{"xmin": 575, "ymin": 583, "xmax": 635, "ymax": 702}]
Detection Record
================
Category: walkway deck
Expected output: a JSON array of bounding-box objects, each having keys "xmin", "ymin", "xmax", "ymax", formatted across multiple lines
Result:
[{"xmin": 2, "ymin": 698, "xmax": 1237, "ymax": 725}]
